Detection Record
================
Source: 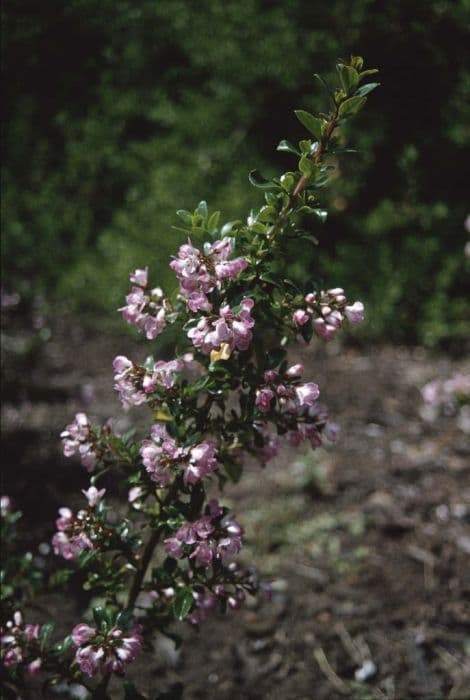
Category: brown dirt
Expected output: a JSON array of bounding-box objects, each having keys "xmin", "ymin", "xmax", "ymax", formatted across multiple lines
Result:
[{"xmin": 2, "ymin": 321, "xmax": 469, "ymax": 700}]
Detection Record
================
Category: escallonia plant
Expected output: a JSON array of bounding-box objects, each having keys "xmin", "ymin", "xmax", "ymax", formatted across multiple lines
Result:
[{"xmin": 1, "ymin": 56, "xmax": 379, "ymax": 699}]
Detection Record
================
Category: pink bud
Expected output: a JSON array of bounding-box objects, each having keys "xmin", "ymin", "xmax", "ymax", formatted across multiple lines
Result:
[
  {"xmin": 28, "ymin": 658, "xmax": 42, "ymax": 677},
  {"xmin": 286, "ymin": 364, "xmax": 304, "ymax": 377}
]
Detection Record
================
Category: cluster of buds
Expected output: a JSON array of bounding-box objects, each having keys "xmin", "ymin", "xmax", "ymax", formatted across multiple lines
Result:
[
  {"xmin": 51, "ymin": 487, "xmax": 106, "ymax": 561},
  {"xmin": 140, "ymin": 424, "xmax": 218, "ymax": 486},
  {"xmin": 187, "ymin": 297, "xmax": 255, "ymax": 358},
  {"xmin": 255, "ymin": 363, "xmax": 319, "ymax": 415},
  {"xmin": 170, "ymin": 239, "xmax": 247, "ymax": 312},
  {"xmin": 72, "ymin": 620, "xmax": 143, "ymax": 677},
  {"xmin": 119, "ymin": 267, "xmax": 173, "ymax": 340},
  {"xmin": 164, "ymin": 499, "xmax": 243, "ymax": 568},
  {"xmin": 0, "ymin": 611, "xmax": 42, "ymax": 677},
  {"xmin": 189, "ymin": 585, "xmax": 246, "ymax": 625},
  {"xmin": 60, "ymin": 413, "xmax": 101, "ymax": 472},
  {"xmin": 293, "ymin": 288, "xmax": 364, "ymax": 341},
  {"xmin": 285, "ymin": 402, "xmax": 340, "ymax": 449}
]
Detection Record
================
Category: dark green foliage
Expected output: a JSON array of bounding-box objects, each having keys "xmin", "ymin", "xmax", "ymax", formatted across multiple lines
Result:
[{"xmin": 2, "ymin": 0, "xmax": 469, "ymax": 344}]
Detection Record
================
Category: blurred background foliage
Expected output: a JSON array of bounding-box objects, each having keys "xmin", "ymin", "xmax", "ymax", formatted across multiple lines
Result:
[{"xmin": 2, "ymin": 0, "xmax": 469, "ymax": 346}]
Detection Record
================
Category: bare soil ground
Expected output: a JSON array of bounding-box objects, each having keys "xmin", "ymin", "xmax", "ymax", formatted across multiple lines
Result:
[{"xmin": 2, "ymin": 321, "xmax": 469, "ymax": 699}]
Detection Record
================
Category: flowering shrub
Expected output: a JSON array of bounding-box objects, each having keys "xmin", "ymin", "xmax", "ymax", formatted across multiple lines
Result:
[{"xmin": 1, "ymin": 56, "xmax": 379, "ymax": 698}]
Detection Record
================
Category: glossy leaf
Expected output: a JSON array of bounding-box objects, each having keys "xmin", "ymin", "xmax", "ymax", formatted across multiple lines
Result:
[
  {"xmin": 39, "ymin": 623, "xmax": 54, "ymax": 652},
  {"xmin": 337, "ymin": 64, "xmax": 359, "ymax": 93},
  {"xmin": 277, "ymin": 139, "xmax": 301, "ymax": 155},
  {"xmin": 249, "ymin": 169, "xmax": 274, "ymax": 189},
  {"xmin": 294, "ymin": 110, "xmax": 323, "ymax": 140},
  {"xmin": 173, "ymin": 588, "xmax": 194, "ymax": 620},
  {"xmin": 355, "ymin": 82, "xmax": 380, "ymax": 97},
  {"xmin": 338, "ymin": 96, "xmax": 367, "ymax": 118}
]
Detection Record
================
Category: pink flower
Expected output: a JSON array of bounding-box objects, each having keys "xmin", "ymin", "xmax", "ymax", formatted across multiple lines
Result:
[
  {"xmin": 313, "ymin": 317, "xmax": 337, "ymax": 341},
  {"xmin": 1, "ymin": 495, "xmax": 11, "ymax": 517},
  {"xmin": 72, "ymin": 624, "xmax": 95, "ymax": 647},
  {"xmin": 4, "ymin": 646, "xmax": 22, "ymax": 667},
  {"xmin": 190, "ymin": 541, "xmax": 214, "ymax": 567},
  {"xmin": 23, "ymin": 624, "xmax": 40, "ymax": 642},
  {"xmin": 81, "ymin": 486, "xmax": 106, "ymax": 507},
  {"xmin": 184, "ymin": 441, "xmax": 218, "ymax": 485},
  {"xmin": 286, "ymin": 364, "xmax": 304, "ymax": 377},
  {"xmin": 73, "ymin": 622, "xmax": 142, "ymax": 677},
  {"xmin": 129, "ymin": 267, "xmax": 148, "ymax": 286},
  {"xmin": 188, "ymin": 298, "xmax": 255, "ymax": 355},
  {"xmin": 170, "ymin": 238, "xmax": 248, "ymax": 309},
  {"xmin": 293, "ymin": 309, "xmax": 310, "ymax": 326},
  {"xmin": 27, "ymin": 658, "xmax": 42, "ymax": 677},
  {"xmin": 119, "ymin": 273, "xmax": 170, "ymax": 339},
  {"xmin": 344, "ymin": 301, "xmax": 364, "ymax": 324},
  {"xmin": 295, "ymin": 382, "xmax": 320, "ymax": 407},
  {"xmin": 164, "ymin": 537, "xmax": 184, "ymax": 559},
  {"xmin": 60, "ymin": 413, "xmax": 98, "ymax": 472},
  {"xmin": 324, "ymin": 422, "xmax": 340, "ymax": 442},
  {"xmin": 255, "ymin": 387, "xmax": 275, "ymax": 413},
  {"xmin": 128, "ymin": 486, "xmax": 144, "ymax": 504},
  {"xmin": 165, "ymin": 507, "xmax": 243, "ymax": 568}
]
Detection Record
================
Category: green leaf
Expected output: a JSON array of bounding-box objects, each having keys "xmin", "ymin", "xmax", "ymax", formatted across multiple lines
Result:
[
  {"xmin": 196, "ymin": 201, "xmax": 208, "ymax": 219},
  {"xmin": 313, "ymin": 73, "xmax": 335, "ymax": 100},
  {"xmin": 176, "ymin": 210, "xmax": 192, "ymax": 225},
  {"xmin": 277, "ymin": 139, "xmax": 300, "ymax": 155},
  {"xmin": 220, "ymin": 220, "xmax": 241, "ymax": 236},
  {"xmin": 299, "ymin": 139, "xmax": 312, "ymax": 154},
  {"xmin": 338, "ymin": 96, "xmax": 367, "ymax": 118},
  {"xmin": 92, "ymin": 605, "xmax": 115, "ymax": 630},
  {"xmin": 207, "ymin": 210, "xmax": 220, "ymax": 232},
  {"xmin": 39, "ymin": 623, "xmax": 54, "ymax": 652},
  {"xmin": 299, "ymin": 154, "xmax": 313, "ymax": 177},
  {"xmin": 294, "ymin": 110, "xmax": 323, "ymax": 140},
  {"xmin": 336, "ymin": 64, "xmax": 359, "ymax": 93},
  {"xmin": 173, "ymin": 588, "xmax": 194, "ymax": 620},
  {"xmin": 78, "ymin": 549, "xmax": 96, "ymax": 568},
  {"xmin": 248, "ymin": 170, "xmax": 274, "ymax": 189},
  {"xmin": 359, "ymin": 68, "xmax": 379, "ymax": 78},
  {"xmin": 258, "ymin": 205, "xmax": 277, "ymax": 223},
  {"xmin": 355, "ymin": 82, "xmax": 380, "ymax": 97}
]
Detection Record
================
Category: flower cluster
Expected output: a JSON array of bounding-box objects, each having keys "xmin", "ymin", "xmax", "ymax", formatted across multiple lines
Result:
[
  {"xmin": 140, "ymin": 424, "xmax": 218, "ymax": 486},
  {"xmin": 293, "ymin": 288, "xmax": 364, "ymax": 341},
  {"xmin": 255, "ymin": 364, "xmax": 319, "ymax": 415},
  {"xmin": 170, "ymin": 239, "xmax": 247, "ymax": 312},
  {"xmin": 119, "ymin": 267, "xmax": 173, "ymax": 339},
  {"xmin": 113, "ymin": 356, "xmax": 184, "ymax": 409},
  {"xmin": 188, "ymin": 297, "xmax": 255, "ymax": 356},
  {"xmin": 52, "ymin": 488, "xmax": 106, "ymax": 560},
  {"xmin": 0, "ymin": 611, "xmax": 42, "ymax": 677},
  {"xmin": 60, "ymin": 413, "xmax": 99, "ymax": 472},
  {"xmin": 164, "ymin": 500, "xmax": 243, "ymax": 568},
  {"xmin": 72, "ymin": 620, "xmax": 143, "ymax": 677}
]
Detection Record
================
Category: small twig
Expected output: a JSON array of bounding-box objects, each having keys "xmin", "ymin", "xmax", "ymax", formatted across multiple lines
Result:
[
  {"xmin": 336, "ymin": 621, "xmax": 363, "ymax": 665},
  {"xmin": 313, "ymin": 647, "xmax": 350, "ymax": 695}
]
